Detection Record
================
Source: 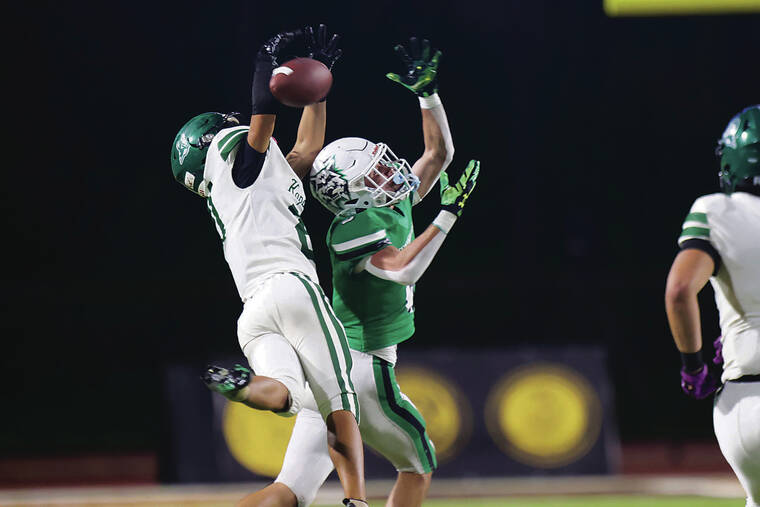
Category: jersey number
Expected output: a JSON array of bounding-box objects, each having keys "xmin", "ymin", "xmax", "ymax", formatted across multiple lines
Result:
[{"xmin": 289, "ymin": 205, "xmax": 315, "ymax": 261}]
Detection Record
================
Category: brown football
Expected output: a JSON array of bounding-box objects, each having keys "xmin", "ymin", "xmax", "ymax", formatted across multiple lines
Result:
[{"xmin": 269, "ymin": 58, "xmax": 333, "ymax": 108}]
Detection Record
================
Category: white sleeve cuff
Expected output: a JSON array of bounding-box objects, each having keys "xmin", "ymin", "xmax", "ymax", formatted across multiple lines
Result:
[
  {"xmin": 432, "ymin": 210, "xmax": 458, "ymax": 234},
  {"xmin": 418, "ymin": 93, "xmax": 442, "ymax": 109}
]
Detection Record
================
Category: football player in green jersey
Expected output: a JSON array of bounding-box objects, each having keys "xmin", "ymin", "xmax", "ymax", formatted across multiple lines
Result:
[
  {"xmin": 207, "ymin": 37, "xmax": 479, "ymax": 507},
  {"xmin": 665, "ymin": 105, "xmax": 760, "ymax": 507}
]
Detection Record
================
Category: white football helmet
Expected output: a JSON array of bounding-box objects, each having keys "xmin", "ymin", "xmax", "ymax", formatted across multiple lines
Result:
[{"xmin": 309, "ymin": 137, "xmax": 420, "ymax": 216}]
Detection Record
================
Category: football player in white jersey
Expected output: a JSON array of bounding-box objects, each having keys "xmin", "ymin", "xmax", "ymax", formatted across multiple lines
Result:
[
  {"xmin": 209, "ymin": 38, "xmax": 478, "ymax": 507},
  {"xmin": 170, "ymin": 26, "xmax": 367, "ymax": 507},
  {"xmin": 665, "ymin": 105, "xmax": 760, "ymax": 507}
]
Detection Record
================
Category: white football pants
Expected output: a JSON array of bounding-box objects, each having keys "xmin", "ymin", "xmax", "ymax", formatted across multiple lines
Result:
[
  {"xmin": 237, "ymin": 272, "xmax": 358, "ymax": 419},
  {"xmin": 714, "ymin": 381, "xmax": 760, "ymax": 507},
  {"xmin": 276, "ymin": 349, "xmax": 436, "ymax": 506}
]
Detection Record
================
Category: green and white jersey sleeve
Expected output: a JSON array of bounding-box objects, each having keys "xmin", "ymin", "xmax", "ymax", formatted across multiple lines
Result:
[
  {"xmin": 678, "ymin": 192, "xmax": 760, "ymax": 381},
  {"xmin": 203, "ymin": 128, "xmax": 318, "ymax": 300},
  {"xmin": 327, "ymin": 197, "xmax": 415, "ymax": 352}
]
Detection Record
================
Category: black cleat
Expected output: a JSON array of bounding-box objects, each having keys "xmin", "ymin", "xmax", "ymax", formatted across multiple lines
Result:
[{"xmin": 201, "ymin": 364, "xmax": 252, "ymax": 400}]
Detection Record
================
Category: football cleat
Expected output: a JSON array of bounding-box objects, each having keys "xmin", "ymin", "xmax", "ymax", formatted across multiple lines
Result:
[
  {"xmin": 342, "ymin": 499, "xmax": 369, "ymax": 507},
  {"xmin": 201, "ymin": 364, "xmax": 252, "ymax": 401}
]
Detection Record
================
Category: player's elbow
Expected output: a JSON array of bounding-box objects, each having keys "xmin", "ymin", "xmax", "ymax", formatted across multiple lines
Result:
[
  {"xmin": 428, "ymin": 140, "xmax": 453, "ymax": 168},
  {"xmin": 442, "ymin": 144, "xmax": 454, "ymax": 168},
  {"xmin": 665, "ymin": 277, "xmax": 697, "ymax": 306}
]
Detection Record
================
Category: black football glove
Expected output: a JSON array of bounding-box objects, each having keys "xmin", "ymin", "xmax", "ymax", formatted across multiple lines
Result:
[
  {"xmin": 252, "ymin": 29, "xmax": 301, "ymax": 115},
  {"xmin": 386, "ymin": 37, "xmax": 441, "ymax": 97},
  {"xmin": 304, "ymin": 24, "xmax": 342, "ymax": 70}
]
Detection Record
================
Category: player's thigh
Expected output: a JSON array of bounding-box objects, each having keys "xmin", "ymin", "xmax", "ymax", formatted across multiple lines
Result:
[
  {"xmin": 276, "ymin": 408, "xmax": 334, "ymax": 507},
  {"xmin": 356, "ymin": 354, "xmax": 437, "ymax": 474},
  {"xmin": 276, "ymin": 272, "xmax": 358, "ymax": 419},
  {"xmin": 714, "ymin": 382, "xmax": 760, "ymax": 501},
  {"xmin": 239, "ymin": 331, "xmax": 308, "ymax": 416}
]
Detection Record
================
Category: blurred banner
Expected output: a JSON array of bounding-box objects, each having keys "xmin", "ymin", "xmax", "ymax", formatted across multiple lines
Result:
[
  {"xmin": 604, "ymin": 0, "xmax": 760, "ymax": 16},
  {"xmin": 161, "ymin": 347, "xmax": 619, "ymax": 483}
]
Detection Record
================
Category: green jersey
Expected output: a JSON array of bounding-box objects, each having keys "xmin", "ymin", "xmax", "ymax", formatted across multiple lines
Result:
[{"xmin": 327, "ymin": 196, "xmax": 415, "ymax": 352}]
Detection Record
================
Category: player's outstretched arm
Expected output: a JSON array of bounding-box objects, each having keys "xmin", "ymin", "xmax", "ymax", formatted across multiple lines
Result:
[
  {"xmin": 665, "ymin": 248, "xmax": 720, "ymax": 399},
  {"xmin": 286, "ymin": 24, "xmax": 342, "ymax": 178},
  {"xmin": 386, "ymin": 37, "xmax": 454, "ymax": 200},
  {"xmin": 247, "ymin": 29, "xmax": 301, "ymax": 152},
  {"xmin": 357, "ymin": 160, "xmax": 480, "ymax": 285}
]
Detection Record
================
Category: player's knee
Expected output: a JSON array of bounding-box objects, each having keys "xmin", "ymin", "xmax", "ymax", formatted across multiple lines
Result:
[{"xmin": 399, "ymin": 470, "xmax": 432, "ymax": 489}]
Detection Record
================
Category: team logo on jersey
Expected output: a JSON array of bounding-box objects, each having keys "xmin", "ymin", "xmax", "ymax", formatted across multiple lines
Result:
[{"xmin": 288, "ymin": 178, "xmax": 305, "ymax": 207}]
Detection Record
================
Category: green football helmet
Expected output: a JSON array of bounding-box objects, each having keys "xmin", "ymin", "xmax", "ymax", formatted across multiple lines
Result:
[
  {"xmin": 716, "ymin": 104, "xmax": 760, "ymax": 194},
  {"xmin": 170, "ymin": 112, "xmax": 240, "ymax": 196}
]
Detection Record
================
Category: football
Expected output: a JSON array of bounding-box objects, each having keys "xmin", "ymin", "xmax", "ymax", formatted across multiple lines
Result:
[{"xmin": 269, "ymin": 58, "xmax": 333, "ymax": 108}]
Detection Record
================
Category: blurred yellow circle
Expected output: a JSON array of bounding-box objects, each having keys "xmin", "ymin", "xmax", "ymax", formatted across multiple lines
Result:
[
  {"xmin": 485, "ymin": 363, "xmax": 602, "ymax": 468},
  {"xmin": 222, "ymin": 401, "xmax": 296, "ymax": 477}
]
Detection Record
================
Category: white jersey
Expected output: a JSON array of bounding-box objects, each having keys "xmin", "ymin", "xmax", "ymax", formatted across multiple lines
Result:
[
  {"xmin": 203, "ymin": 126, "xmax": 318, "ymax": 300},
  {"xmin": 678, "ymin": 192, "xmax": 760, "ymax": 381}
]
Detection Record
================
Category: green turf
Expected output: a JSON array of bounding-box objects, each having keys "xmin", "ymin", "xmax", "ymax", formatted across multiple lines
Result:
[{"xmin": 406, "ymin": 496, "xmax": 741, "ymax": 507}]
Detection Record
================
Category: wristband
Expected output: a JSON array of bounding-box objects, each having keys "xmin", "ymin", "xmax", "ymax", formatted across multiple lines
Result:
[
  {"xmin": 419, "ymin": 93, "xmax": 442, "ymax": 109},
  {"xmin": 680, "ymin": 350, "xmax": 704, "ymax": 373},
  {"xmin": 432, "ymin": 210, "xmax": 457, "ymax": 234}
]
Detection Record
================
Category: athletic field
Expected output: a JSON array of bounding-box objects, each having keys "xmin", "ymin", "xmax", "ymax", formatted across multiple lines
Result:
[{"xmin": 0, "ymin": 474, "xmax": 744, "ymax": 506}]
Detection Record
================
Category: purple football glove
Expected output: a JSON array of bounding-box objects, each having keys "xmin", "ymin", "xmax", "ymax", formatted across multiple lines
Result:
[
  {"xmin": 713, "ymin": 335, "xmax": 724, "ymax": 366},
  {"xmin": 680, "ymin": 365, "xmax": 720, "ymax": 400}
]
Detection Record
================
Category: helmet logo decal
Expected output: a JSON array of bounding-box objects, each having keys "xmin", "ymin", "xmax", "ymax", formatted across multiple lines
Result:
[
  {"xmin": 184, "ymin": 172, "xmax": 195, "ymax": 189},
  {"xmin": 721, "ymin": 117, "xmax": 740, "ymax": 149},
  {"xmin": 314, "ymin": 156, "xmax": 349, "ymax": 204},
  {"xmin": 177, "ymin": 134, "xmax": 191, "ymax": 165}
]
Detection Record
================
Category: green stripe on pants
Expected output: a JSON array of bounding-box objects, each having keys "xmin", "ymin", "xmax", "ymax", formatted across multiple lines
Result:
[
  {"xmin": 291, "ymin": 273, "xmax": 355, "ymax": 416},
  {"xmin": 372, "ymin": 357, "xmax": 436, "ymax": 472}
]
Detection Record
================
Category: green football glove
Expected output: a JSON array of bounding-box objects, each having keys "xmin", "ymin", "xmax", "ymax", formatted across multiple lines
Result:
[
  {"xmin": 385, "ymin": 37, "xmax": 441, "ymax": 97},
  {"xmin": 440, "ymin": 160, "xmax": 480, "ymax": 216}
]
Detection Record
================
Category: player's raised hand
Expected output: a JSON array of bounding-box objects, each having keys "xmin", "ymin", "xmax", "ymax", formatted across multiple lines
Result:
[
  {"xmin": 305, "ymin": 24, "xmax": 342, "ymax": 70},
  {"xmin": 253, "ymin": 29, "xmax": 302, "ymax": 114},
  {"xmin": 386, "ymin": 37, "xmax": 441, "ymax": 97},
  {"xmin": 258, "ymin": 29, "xmax": 302, "ymax": 68},
  {"xmin": 440, "ymin": 160, "xmax": 480, "ymax": 216}
]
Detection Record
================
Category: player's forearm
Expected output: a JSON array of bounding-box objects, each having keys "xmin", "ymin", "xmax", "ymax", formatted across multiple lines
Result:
[
  {"xmin": 287, "ymin": 102, "xmax": 326, "ymax": 178},
  {"xmin": 365, "ymin": 226, "xmax": 446, "ymax": 285},
  {"xmin": 665, "ymin": 285, "xmax": 703, "ymax": 353},
  {"xmin": 413, "ymin": 95, "xmax": 454, "ymax": 200},
  {"xmin": 247, "ymin": 114, "xmax": 276, "ymax": 152},
  {"xmin": 294, "ymin": 101, "xmax": 326, "ymax": 154}
]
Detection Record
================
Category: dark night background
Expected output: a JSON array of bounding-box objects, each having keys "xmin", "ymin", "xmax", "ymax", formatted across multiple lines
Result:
[{"xmin": 3, "ymin": 0, "xmax": 758, "ymax": 460}]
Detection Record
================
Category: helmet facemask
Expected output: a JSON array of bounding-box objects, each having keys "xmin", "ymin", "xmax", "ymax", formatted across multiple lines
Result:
[
  {"xmin": 352, "ymin": 143, "xmax": 419, "ymax": 210},
  {"xmin": 310, "ymin": 138, "xmax": 420, "ymax": 216}
]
